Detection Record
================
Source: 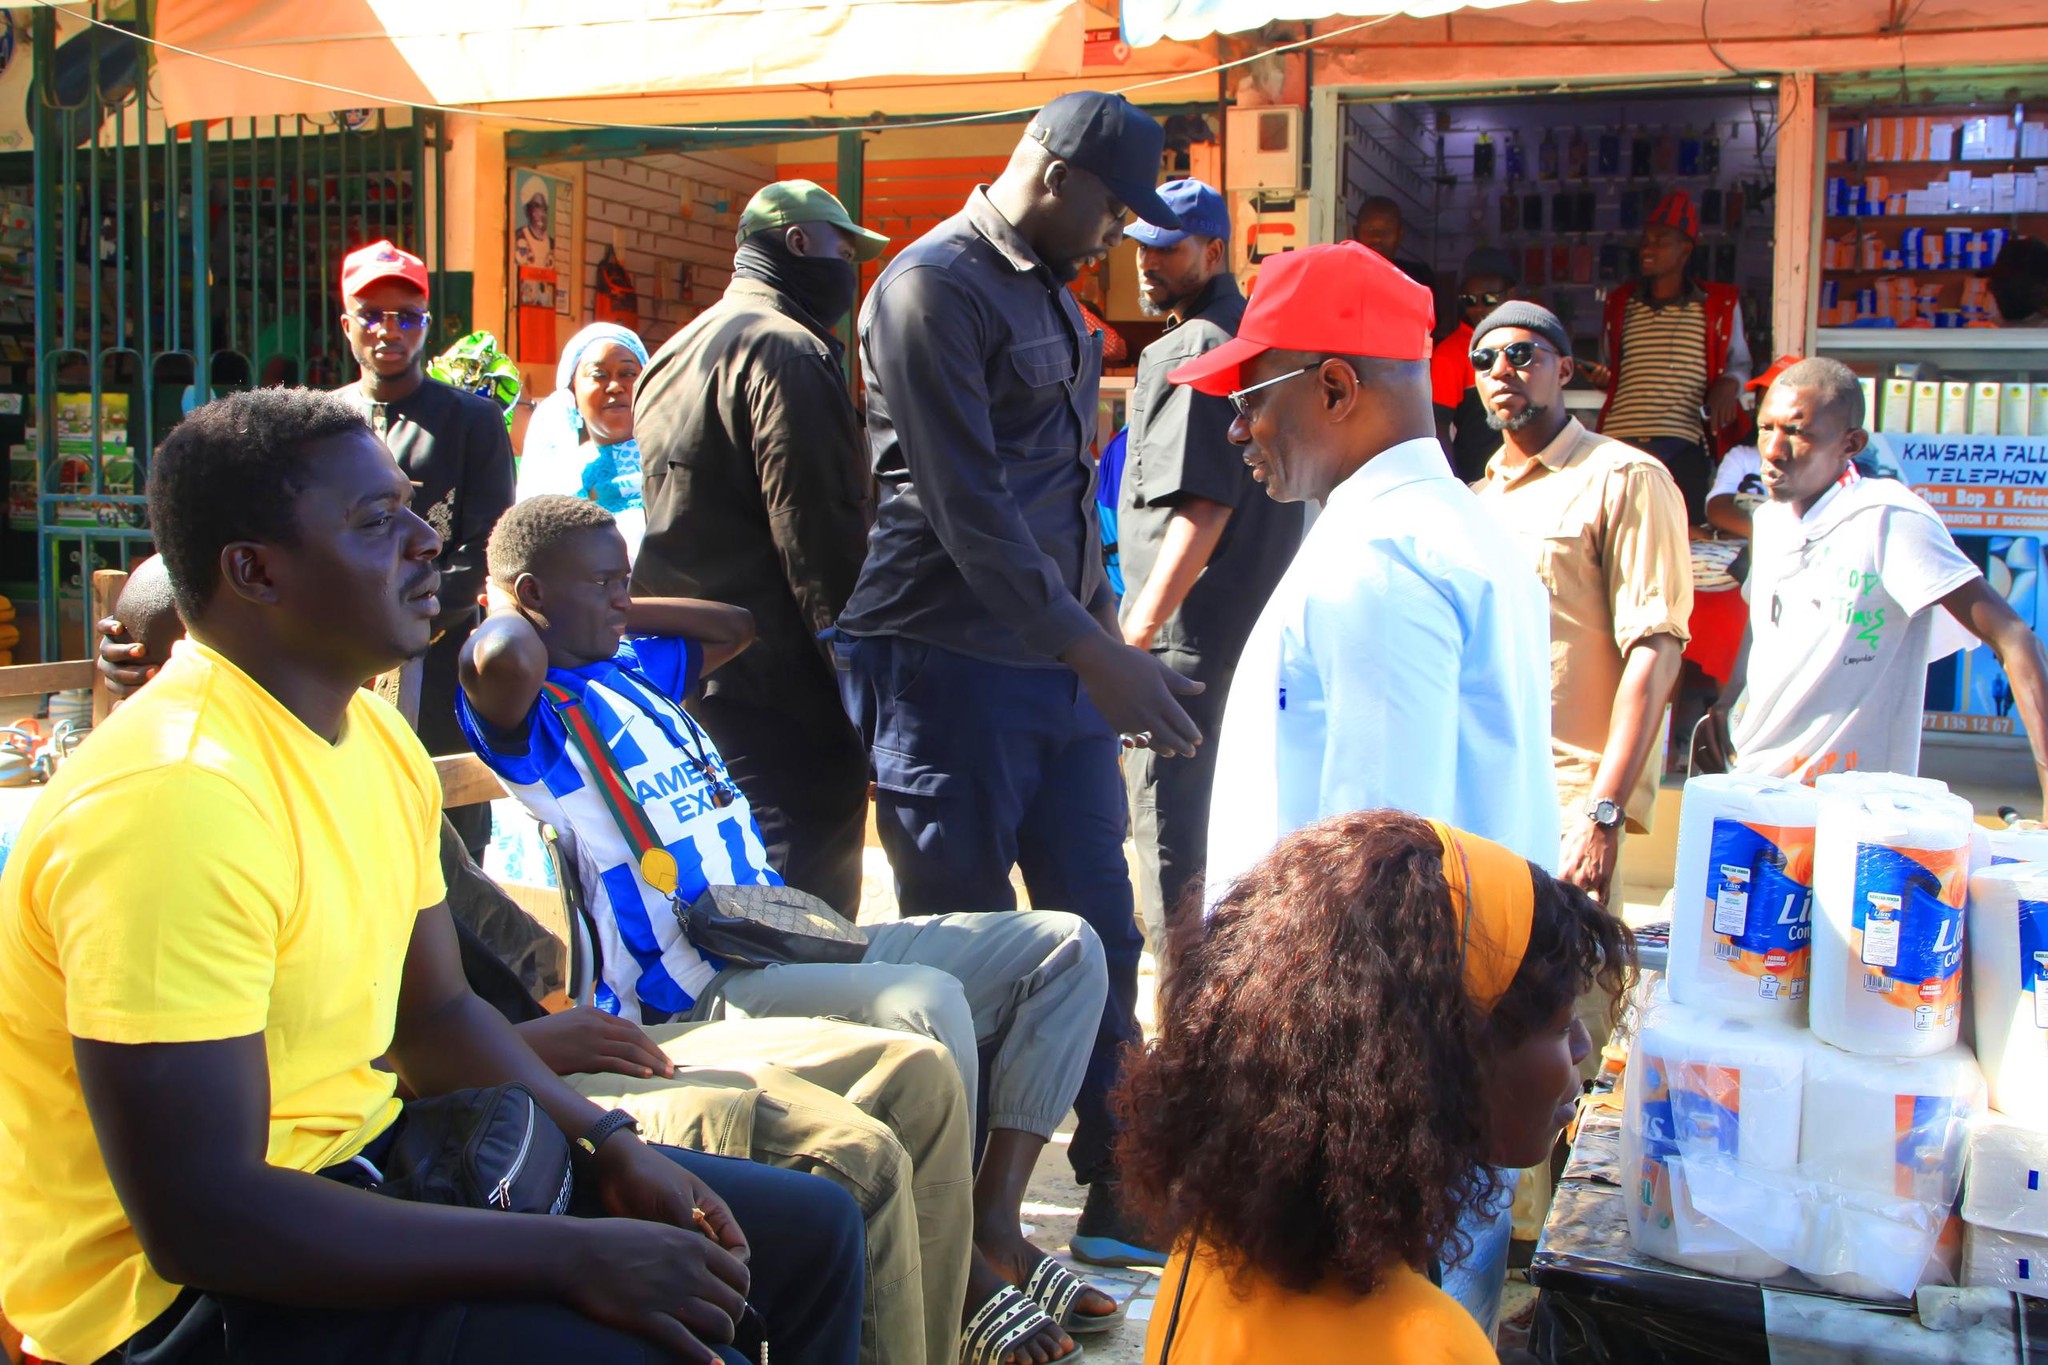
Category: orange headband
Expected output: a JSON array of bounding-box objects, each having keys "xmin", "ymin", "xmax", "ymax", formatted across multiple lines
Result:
[{"xmin": 1426, "ymin": 819, "xmax": 1536, "ymax": 1015}]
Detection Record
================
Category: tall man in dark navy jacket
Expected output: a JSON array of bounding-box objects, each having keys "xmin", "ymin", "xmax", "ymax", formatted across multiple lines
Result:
[{"xmin": 837, "ymin": 92, "xmax": 1197, "ymax": 1264}]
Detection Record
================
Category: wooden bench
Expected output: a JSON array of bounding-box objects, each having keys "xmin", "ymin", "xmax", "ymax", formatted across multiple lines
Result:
[{"xmin": 0, "ymin": 569, "xmax": 506, "ymax": 810}]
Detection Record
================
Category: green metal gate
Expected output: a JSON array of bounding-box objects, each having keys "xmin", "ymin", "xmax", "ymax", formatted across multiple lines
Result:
[{"xmin": 25, "ymin": 4, "xmax": 445, "ymax": 661}]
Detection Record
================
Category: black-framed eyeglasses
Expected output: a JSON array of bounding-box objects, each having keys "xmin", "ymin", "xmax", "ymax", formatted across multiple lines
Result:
[
  {"xmin": 1226, "ymin": 362, "xmax": 1321, "ymax": 419},
  {"xmin": 349, "ymin": 307, "xmax": 431, "ymax": 333},
  {"xmin": 1459, "ymin": 292, "xmax": 1507, "ymax": 310},
  {"xmin": 1469, "ymin": 340, "xmax": 1557, "ymax": 372}
]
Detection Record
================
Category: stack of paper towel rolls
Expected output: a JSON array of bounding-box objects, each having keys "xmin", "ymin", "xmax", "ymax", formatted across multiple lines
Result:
[
  {"xmin": 1621, "ymin": 984, "xmax": 1984, "ymax": 1298},
  {"xmin": 1669, "ymin": 775, "xmax": 1818, "ymax": 1023},
  {"xmin": 1966, "ymin": 862, "xmax": 2048, "ymax": 1124},
  {"xmin": 1960, "ymin": 859, "xmax": 2048, "ymax": 1297},
  {"xmin": 1812, "ymin": 773, "xmax": 1975, "ymax": 1057},
  {"xmin": 1621, "ymin": 990, "xmax": 1799, "ymax": 1279}
]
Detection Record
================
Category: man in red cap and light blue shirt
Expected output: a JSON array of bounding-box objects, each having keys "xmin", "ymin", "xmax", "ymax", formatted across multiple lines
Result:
[{"xmin": 1170, "ymin": 240, "xmax": 1558, "ymax": 1337}]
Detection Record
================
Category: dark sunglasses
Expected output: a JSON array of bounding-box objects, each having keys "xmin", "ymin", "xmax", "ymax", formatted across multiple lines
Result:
[
  {"xmin": 1459, "ymin": 292, "xmax": 1507, "ymax": 309},
  {"xmin": 349, "ymin": 307, "xmax": 431, "ymax": 333},
  {"xmin": 1469, "ymin": 340, "xmax": 1557, "ymax": 371}
]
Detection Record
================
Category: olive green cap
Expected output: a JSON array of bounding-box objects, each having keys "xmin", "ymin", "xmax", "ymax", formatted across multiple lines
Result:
[{"xmin": 737, "ymin": 180, "xmax": 890, "ymax": 261}]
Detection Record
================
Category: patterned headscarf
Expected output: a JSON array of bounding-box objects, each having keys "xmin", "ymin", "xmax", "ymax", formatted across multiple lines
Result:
[{"xmin": 517, "ymin": 323, "xmax": 650, "ymax": 555}]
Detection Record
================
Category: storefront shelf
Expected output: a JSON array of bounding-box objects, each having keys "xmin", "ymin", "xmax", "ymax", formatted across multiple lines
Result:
[
  {"xmin": 1827, "ymin": 158, "xmax": 2048, "ymax": 171},
  {"xmin": 1823, "ymin": 267, "xmax": 2027, "ymax": 277},
  {"xmin": 1816, "ymin": 328, "xmax": 2048, "ymax": 354},
  {"xmin": 1825, "ymin": 212, "xmax": 2048, "ymax": 222}
]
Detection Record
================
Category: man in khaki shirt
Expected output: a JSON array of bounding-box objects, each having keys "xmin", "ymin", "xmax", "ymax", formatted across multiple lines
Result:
[{"xmin": 1469, "ymin": 302, "xmax": 1692, "ymax": 903}]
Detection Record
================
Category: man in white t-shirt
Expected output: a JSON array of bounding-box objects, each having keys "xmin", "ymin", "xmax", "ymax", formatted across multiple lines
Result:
[{"xmin": 1724, "ymin": 357, "xmax": 2048, "ymax": 802}]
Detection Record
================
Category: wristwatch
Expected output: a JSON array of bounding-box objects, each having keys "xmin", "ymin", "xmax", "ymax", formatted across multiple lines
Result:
[
  {"xmin": 1585, "ymin": 797, "xmax": 1625, "ymax": 831},
  {"xmin": 574, "ymin": 1108, "xmax": 640, "ymax": 1161}
]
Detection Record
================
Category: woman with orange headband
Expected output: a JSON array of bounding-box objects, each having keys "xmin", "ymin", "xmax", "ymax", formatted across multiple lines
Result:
[{"xmin": 1115, "ymin": 809, "xmax": 1634, "ymax": 1362}]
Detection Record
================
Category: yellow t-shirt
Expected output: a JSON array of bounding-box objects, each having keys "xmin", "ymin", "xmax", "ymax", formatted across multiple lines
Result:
[
  {"xmin": 1144, "ymin": 1243, "xmax": 1497, "ymax": 1365},
  {"xmin": 0, "ymin": 640, "xmax": 445, "ymax": 1364}
]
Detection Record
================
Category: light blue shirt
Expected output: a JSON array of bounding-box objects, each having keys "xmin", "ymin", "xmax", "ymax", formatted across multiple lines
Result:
[{"xmin": 1204, "ymin": 438, "xmax": 1560, "ymax": 907}]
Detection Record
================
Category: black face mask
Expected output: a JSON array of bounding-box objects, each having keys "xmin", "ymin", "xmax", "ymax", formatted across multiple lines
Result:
[{"xmin": 733, "ymin": 237, "xmax": 859, "ymax": 330}]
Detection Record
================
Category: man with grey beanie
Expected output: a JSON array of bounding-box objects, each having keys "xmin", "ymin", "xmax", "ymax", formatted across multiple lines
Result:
[
  {"xmin": 1468, "ymin": 297, "xmax": 1693, "ymax": 1242},
  {"xmin": 1430, "ymin": 246, "xmax": 1521, "ymax": 481}
]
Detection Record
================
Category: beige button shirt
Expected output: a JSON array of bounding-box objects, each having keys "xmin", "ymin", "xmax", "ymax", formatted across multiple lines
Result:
[{"xmin": 1473, "ymin": 418, "xmax": 1693, "ymax": 831}]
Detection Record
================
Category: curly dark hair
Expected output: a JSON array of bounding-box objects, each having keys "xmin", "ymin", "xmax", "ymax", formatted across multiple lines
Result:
[
  {"xmin": 146, "ymin": 388, "xmax": 370, "ymax": 622},
  {"xmin": 485, "ymin": 493, "xmax": 616, "ymax": 584},
  {"xmin": 1113, "ymin": 809, "xmax": 1633, "ymax": 1297}
]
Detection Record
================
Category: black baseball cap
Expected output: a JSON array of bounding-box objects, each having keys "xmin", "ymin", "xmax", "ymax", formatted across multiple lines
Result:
[{"xmin": 1026, "ymin": 92, "xmax": 1181, "ymax": 231}]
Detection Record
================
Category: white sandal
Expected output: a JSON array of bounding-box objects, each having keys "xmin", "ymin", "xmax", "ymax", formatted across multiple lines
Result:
[{"xmin": 961, "ymin": 1282, "xmax": 1084, "ymax": 1365}]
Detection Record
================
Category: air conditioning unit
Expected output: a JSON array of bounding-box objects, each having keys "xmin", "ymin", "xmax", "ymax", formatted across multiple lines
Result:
[{"xmin": 1225, "ymin": 106, "xmax": 1302, "ymax": 194}]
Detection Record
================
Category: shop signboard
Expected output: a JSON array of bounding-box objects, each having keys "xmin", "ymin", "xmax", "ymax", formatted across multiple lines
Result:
[{"xmin": 1866, "ymin": 431, "xmax": 2048, "ymax": 739}]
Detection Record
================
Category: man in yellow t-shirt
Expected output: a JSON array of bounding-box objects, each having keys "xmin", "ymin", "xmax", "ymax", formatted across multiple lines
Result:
[{"xmin": 0, "ymin": 389, "xmax": 864, "ymax": 1365}]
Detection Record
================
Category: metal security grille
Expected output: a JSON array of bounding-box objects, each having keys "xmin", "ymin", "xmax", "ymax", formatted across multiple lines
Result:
[{"xmin": 26, "ymin": 5, "xmax": 443, "ymax": 661}]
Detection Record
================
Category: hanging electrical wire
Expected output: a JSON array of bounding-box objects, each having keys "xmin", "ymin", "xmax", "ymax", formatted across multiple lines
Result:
[{"xmin": 25, "ymin": 0, "xmax": 1405, "ymax": 137}]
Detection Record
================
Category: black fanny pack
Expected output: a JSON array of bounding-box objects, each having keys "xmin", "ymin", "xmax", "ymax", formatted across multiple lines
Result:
[
  {"xmin": 328, "ymin": 1083, "xmax": 574, "ymax": 1216},
  {"xmin": 682, "ymin": 883, "xmax": 870, "ymax": 970}
]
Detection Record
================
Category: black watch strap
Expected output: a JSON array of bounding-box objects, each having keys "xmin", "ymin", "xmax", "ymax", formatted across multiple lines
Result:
[{"xmin": 574, "ymin": 1108, "xmax": 639, "ymax": 1160}]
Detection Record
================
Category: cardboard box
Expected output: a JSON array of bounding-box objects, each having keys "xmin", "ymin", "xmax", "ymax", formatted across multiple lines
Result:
[
  {"xmin": 2034, "ymin": 384, "xmax": 2048, "ymax": 437},
  {"xmin": 1881, "ymin": 378, "xmax": 1915, "ymax": 434},
  {"xmin": 2004, "ymin": 383, "xmax": 2033, "ymax": 436},
  {"xmin": 1975, "ymin": 382, "xmax": 2004, "ymax": 434},
  {"xmin": 1942, "ymin": 381, "xmax": 1972, "ymax": 434},
  {"xmin": 1912, "ymin": 380, "xmax": 1943, "ymax": 434},
  {"xmin": 1860, "ymin": 378, "xmax": 1878, "ymax": 429}
]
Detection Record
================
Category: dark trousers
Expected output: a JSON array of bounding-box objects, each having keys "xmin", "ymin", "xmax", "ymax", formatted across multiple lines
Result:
[
  {"xmin": 102, "ymin": 1146, "xmax": 865, "ymax": 1365},
  {"xmin": 838, "ymin": 634, "xmax": 1142, "ymax": 1186},
  {"xmin": 1124, "ymin": 649, "xmax": 1231, "ymax": 950},
  {"xmin": 1638, "ymin": 435, "xmax": 1713, "ymax": 526},
  {"xmin": 690, "ymin": 690, "xmax": 870, "ymax": 918}
]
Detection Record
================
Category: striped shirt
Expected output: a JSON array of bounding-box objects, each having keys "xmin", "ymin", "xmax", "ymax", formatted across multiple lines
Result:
[
  {"xmin": 1603, "ymin": 295, "xmax": 1709, "ymax": 444},
  {"xmin": 457, "ymin": 635, "xmax": 780, "ymax": 1022}
]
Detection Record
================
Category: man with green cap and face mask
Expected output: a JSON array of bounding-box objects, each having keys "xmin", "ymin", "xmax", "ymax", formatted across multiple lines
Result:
[{"xmin": 632, "ymin": 180, "xmax": 889, "ymax": 918}]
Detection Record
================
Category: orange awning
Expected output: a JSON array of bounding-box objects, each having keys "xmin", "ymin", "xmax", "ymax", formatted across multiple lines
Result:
[
  {"xmin": 152, "ymin": 0, "xmax": 1088, "ymax": 124},
  {"xmin": 1121, "ymin": 0, "xmax": 1555, "ymax": 46}
]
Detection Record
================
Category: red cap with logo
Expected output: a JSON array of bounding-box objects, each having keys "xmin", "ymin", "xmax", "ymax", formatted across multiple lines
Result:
[
  {"xmin": 1747, "ymin": 353, "xmax": 1802, "ymax": 392},
  {"xmin": 1167, "ymin": 242, "xmax": 1434, "ymax": 396},
  {"xmin": 340, "ymin": 240, "xmax": 429, "ymax": 301},
  {"xmin": 1647, "ymin": 190, "xmax": 1700, "ymax": 241}
]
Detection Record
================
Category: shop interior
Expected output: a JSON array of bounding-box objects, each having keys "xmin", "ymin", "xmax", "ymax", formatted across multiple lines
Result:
[{"xmin": 1338, "ymin": 84, "xmax": 1782, "ymax": 394}]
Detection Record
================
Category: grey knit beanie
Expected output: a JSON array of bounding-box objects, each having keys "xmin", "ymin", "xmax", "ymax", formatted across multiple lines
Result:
[{"xmin": 1470, "ymin": 300, "xmax": 1571, "ymax": 358}]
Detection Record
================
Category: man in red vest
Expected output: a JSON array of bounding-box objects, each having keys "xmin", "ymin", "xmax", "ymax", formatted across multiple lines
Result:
[{"xmin": 1583, "ymin": 190, "xmax": 1751, "ymax": 525}]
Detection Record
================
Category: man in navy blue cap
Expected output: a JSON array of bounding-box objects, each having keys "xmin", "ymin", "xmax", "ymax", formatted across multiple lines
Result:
[
  {"xmin": 1116, "ymin": 179, "xmax": 1303, "ymax": 966},
  {"xmin": 836, "ymin": 91, "xmax": 1191, "ymax": 1350}
]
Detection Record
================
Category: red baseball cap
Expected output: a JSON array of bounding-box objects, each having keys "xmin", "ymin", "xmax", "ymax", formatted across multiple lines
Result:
[
  {"xmin": 340, "ymin": 240, "xmax": 429, "ymax": 301},
  {"xmin": 1747, "ymin": 353, "xmax": 1802, "ymax": 391},
  {"xmin": 1167, "ymin": 242, "xmax": 1434, "ymax": 396},
  {"xmin": 1648, "ymin": 190, "xmax": 1700, "ymax": 241}
]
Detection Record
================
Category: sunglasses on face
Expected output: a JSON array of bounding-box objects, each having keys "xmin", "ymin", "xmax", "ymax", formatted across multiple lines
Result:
[
  {"xmin": 1459, "ymin": 292, "xmax": 1506, "ymax": 309},
  {"xmin": 1469, "ymin": 340, "xmax": 1557, "ymax": 372},
  {"xmin": 1225, "ymin": 361, "xmax": 1322, "ymax": 419},
  {"xmin": 349, "ymin": 308, "xmax": 431, "ymax": 333}
]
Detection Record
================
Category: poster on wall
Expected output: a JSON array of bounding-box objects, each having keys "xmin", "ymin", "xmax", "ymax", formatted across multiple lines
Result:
[
  {"xmin": 511, "ymin": 168, "xmax": 570, "ymax": 363},
  {"xmin": 1867, "ymin": 431, "xmax": 2048, "ymax": 739}
]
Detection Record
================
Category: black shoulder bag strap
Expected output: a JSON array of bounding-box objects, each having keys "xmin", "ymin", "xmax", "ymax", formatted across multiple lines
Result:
[{"xmin": 1156, "ymin": 1235, "xmax": 1198, "ymax": 1364}]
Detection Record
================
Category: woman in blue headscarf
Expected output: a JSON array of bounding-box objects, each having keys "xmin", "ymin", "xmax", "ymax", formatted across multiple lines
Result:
[{"xmin": 517, "ymin": 322, "xmax": 649, "ymax": 558}]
